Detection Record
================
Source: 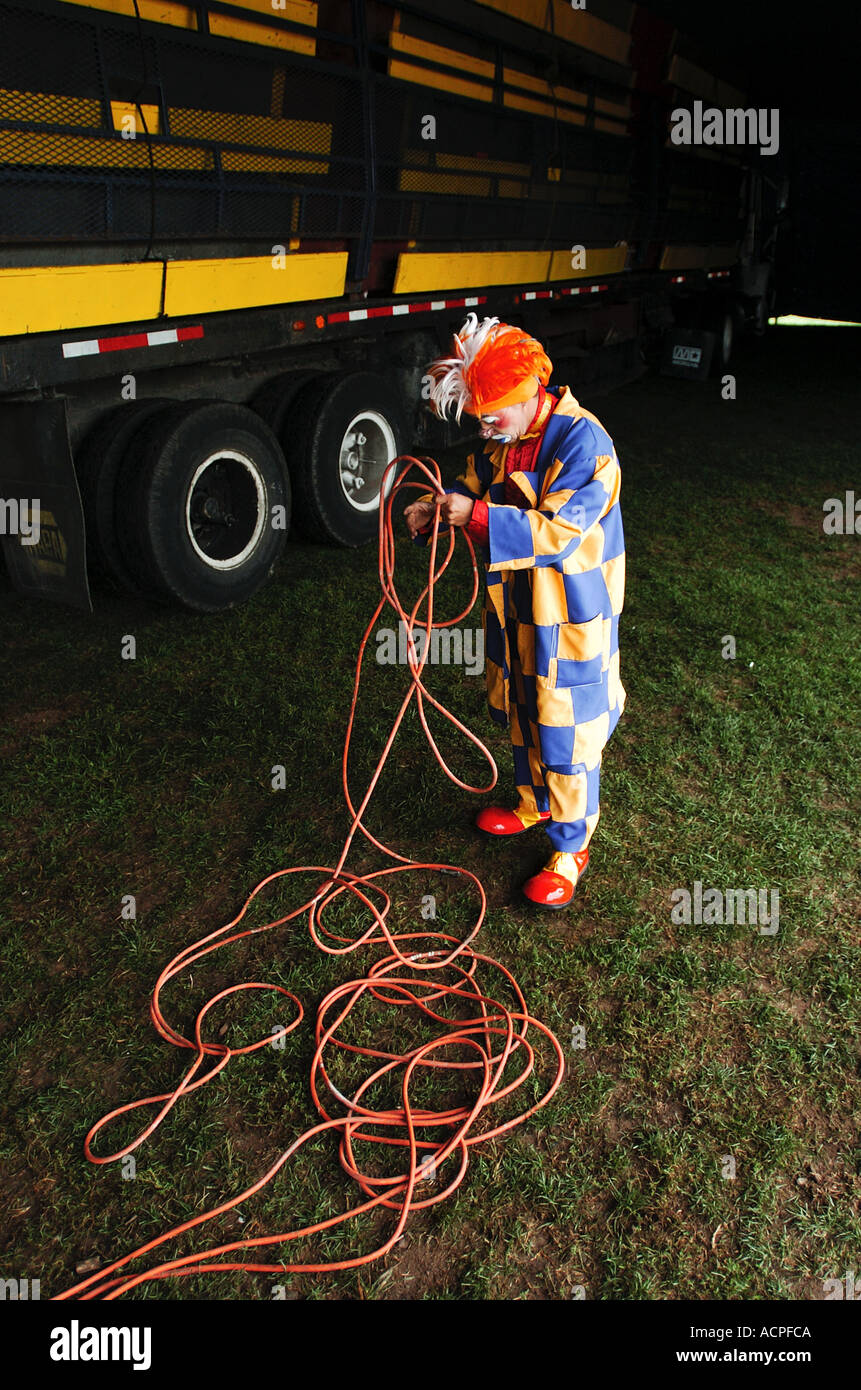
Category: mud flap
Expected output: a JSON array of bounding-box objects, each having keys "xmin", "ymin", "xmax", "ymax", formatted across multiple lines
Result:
[
  {"xmin": 0, "ymin": 399, "xmax": 92, "ymax": 611},
  {"xmin": 660, "ymin": 328, "xmax": 715, "ymax": 380}
]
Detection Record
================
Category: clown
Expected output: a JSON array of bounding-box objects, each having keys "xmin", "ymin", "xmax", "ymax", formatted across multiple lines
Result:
[{"xmin": 404, "ymin": 314, "xmax": 626, "ymax": 908}]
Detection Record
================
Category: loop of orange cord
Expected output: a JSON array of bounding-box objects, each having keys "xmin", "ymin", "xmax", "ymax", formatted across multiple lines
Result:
[{"xmin": 55, "ymin": 454, "xmax": 565, "ymax": 1301}]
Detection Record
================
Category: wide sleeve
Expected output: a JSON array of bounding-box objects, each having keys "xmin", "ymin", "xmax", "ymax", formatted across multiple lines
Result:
[{"xmin": 483, "ymin": 421, "xmax": 620, "ymax": 572}]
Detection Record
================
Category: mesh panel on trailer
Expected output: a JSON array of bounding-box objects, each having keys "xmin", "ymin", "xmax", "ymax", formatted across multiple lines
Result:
[
  {"xmin": 663, "ymin": 148, "xmax": 745, "ymax": 246},
  {"xmin": 372, "ymin": 72, "xmax": 637, "ymax": 249},
  {"xmin": 0, "ymin": 0, "xmax": 365, "ymax": 246},
  {"xmin": 0, "ymin": 0, "xmax": 746, "ymax": 276}
]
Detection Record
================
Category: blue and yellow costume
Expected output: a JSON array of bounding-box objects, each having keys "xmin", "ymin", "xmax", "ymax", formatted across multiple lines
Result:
[
  {"xmin": 412, "ymin": 314, "xmax": 626, "ymax": 903},
  {"xmin": 435, "ymin": 384, "xmax": 626, "ymax": 855}
]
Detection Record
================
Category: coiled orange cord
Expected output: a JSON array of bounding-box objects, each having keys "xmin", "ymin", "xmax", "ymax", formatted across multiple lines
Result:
[{"xmin": 54, "ymin": 454, "xmax": 565, "ymax": 1301}]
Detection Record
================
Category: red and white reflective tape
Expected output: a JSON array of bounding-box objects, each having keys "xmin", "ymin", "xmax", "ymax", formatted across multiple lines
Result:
[
  {"xmin": 707, "ymin": 270, "xmax": 731, "ymax": 279},
  {"xmin": 58, "ymin": 275, "xmax": 622, "ymax": 360},
  {"xmin": 671, "ymin": 275, "xmax": 686, "ymax": 284},
  {"xmin": 555, "ymin": 283, "xmax": 609, "ymax": 296},
  {"xmin": 62, "ymin": 324, "xmax": 204, "ymax": 359},
  {"xmin": 327, "ymin": 294, "xmax": 487, "ymax": 325}
]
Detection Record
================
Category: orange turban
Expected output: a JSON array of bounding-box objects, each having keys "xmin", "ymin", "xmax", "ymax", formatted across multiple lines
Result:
[
  {"xmin": 425, "ymin": 314, "xmax": 553, "ymax": 422},
  {"xmin": 462, "ymin": 323, "xmax": 552, "ymax": 415}
]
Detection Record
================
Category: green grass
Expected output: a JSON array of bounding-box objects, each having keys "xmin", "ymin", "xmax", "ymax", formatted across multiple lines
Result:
[{"xmin": 1, "ymin": 326, "xmax": 859, "ymax": 1301}]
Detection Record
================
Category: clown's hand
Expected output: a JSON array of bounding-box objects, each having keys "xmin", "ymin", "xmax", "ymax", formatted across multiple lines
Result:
[
  {"xmin": 440, "ymin": 493, "xmax": 475, "ymax": 528},
  {"xmin": 403, "ymin": 499, "xmax": 436, "ymax": 538}
]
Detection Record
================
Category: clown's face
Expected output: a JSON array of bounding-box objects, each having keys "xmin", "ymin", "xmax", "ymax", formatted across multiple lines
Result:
[{"xmin": 475, "ymin": 393, "xmax": 540, "ymax": 444}]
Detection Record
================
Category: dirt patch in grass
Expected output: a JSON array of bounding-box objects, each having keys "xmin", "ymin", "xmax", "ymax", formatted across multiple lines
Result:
[
  {"xmin": 588, "ymin": 1079, "xmax": 640, "ymax": 1146},
  {"xmin": 748, "ymin": 971, "xmax": 809, "ymax": 1021},
  {"xmin": 826, "ymin": 554, "xmax": 861, "ymax": 582},
  {"xmin": 217, "ymin": 1097, "xmax": 292, "ymax": 1172},
  {"xmin": 544, "ymin": 912, "xmax": 604, "ymax": 948},
  {"xmin": 751, "ymin": 499, "xmax": 817, "ymax": 530},
  {"xmin": 0, "ymin": 1159, "xmax": 63, "ymax": 1265},
  {"xmin": 379, "ymin": 1225, "xmax": 474, "ymax": 1299},
  {"xmin": 0, "ymin": 693, "xmax": 90, "ymax": 758}
]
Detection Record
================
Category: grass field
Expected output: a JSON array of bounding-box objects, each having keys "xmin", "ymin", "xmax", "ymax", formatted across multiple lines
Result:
[{"xmin": 1, "ymin": 325, "xmax": 859, "ymax": 1301}]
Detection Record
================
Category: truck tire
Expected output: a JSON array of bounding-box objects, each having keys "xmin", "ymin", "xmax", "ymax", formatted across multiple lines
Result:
[
  {"xmin": 249, "ymin": 369, "xmax": 328, "ymax": 540},
  {"xmin": 115, "ymin": 401, "xmax": 290, "ymax": 613},
  {"xmin": 250, "ymin": 369, "xmax": 324, "ymax": 436},
  {"xmin": 76, "ymin": 398, "xmax": 172, "ymax": 595},
  {"xmin": 283, "ymin": 372, "xmax": 405, "ymax": 545}
]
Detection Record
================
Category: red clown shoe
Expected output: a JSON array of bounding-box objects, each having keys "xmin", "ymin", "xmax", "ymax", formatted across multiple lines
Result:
[
  {"xmin": 475, "ymin": 803, "xmax": 551, "ymax": 836},
  {"xmin": 522, "ymin": 849, "xmax": 589, "ymax": 908}
]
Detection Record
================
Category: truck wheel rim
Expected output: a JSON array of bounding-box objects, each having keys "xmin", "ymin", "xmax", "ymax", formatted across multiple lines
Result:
[
  {"xmin": 185, "ymin": 450, "xmax": 267, "ymax": 570},
  {"xmin": 337, "ymin": 410, "xmax": 396, "ymax": 513}
]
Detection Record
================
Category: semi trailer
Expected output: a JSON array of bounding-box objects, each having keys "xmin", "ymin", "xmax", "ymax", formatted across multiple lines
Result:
[{"xmin": 0, "ymin": 0, "xmax": 783, "ymax": 612}]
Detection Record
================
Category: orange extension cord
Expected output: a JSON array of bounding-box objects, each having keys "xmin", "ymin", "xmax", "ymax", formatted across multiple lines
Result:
[{"xmin": 54, "ymin": 454, "xmax": 565, "ymax": 1301}]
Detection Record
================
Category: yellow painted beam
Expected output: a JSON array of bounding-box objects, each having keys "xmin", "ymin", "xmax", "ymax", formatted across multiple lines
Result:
[
  {"xmin": 390, "ymin": 30, "xmax": 495, "ymax": 81},
  {"xmin": 503, "ymin": 67, "xmax": 577, "ymax": 98},
  {"xmin": 0, "ymin": 262, "xmax": 163, "ymax": 336},
  {"xmin": 163, "ymin": 251, "xmax": 347, "ymax": 316},
  {"xmin": 595, "ymin": 95, "xmax": 631, "ymax": 119},
  {"xmin": 393, "ymin": 250, "xmax": 552, "ymax": 296},
  {"xmin": 59, "ymin": 0, "xmax": 318, "ymax": 53},
  {"xmin": 0, "ymin": 250, "xmax": 348, "ymax": 336},
  {"xmin": 389, "ymin": 58, "xmax": 492, "ymax": 103},
  {"xmin": 503, "ymin": 91, "xmax": 586, "ymax": 126},
  {"xmin": 503, "ymin": 66, "xmax": 589, "ymax": 112},
  {"xmin": 59, "ymin": 0, "xmax": 197, "ymax": 29},
  {"xmin": 387, "ymin": 19, "xmax": 630, "ymax": 116},
  {"xmin": 110, "ymin": 101, "xmax": 161, "ymax": 135},
  {"xmin": 209, "ymin": 11, "xmax": 316, "ymax": 56},
  {"xmin": 548, "ymin": 245, "xmax": 628, "ymax": 279},
  {"xmin": 660, "ymin": 246, "xmax": 706, "ymax": 270},
  {"xmin": 394, "ymin": 245, "xmax": 630, "ymax": 295},
  {"xmin": 501, "ymin": 75, "xmax": 628, "ymax": 132},
  {"xmin": 221, "ymin": 0, "xmax": 316, "ymax": 27},
  {"xmin": 473, "ymin": 0, "xmax": 631, "ymax": 66}
]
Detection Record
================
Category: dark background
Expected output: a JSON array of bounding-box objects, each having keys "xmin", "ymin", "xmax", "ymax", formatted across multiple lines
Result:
[{"xmin": 640, "ymin": 0, "xmax": 861, "ymax": 121}]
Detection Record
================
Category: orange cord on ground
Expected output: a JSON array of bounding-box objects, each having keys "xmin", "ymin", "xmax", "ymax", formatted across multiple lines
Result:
[{"xmin": 54, "ymin": 454, "xmax": 565, "ymax": 1301}]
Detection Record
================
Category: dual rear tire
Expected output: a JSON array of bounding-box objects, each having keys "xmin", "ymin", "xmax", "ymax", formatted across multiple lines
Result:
[
  {"xmin": 78, "ymin": 400, "xmax": 290, "ymax": 613},
  {"xmin": 76, "ymin": 371, "xmax": 406, "ymax": 612},
  {"xmin": 262, "ymin": 371, "xmax": 405, "ymax": 546}
]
